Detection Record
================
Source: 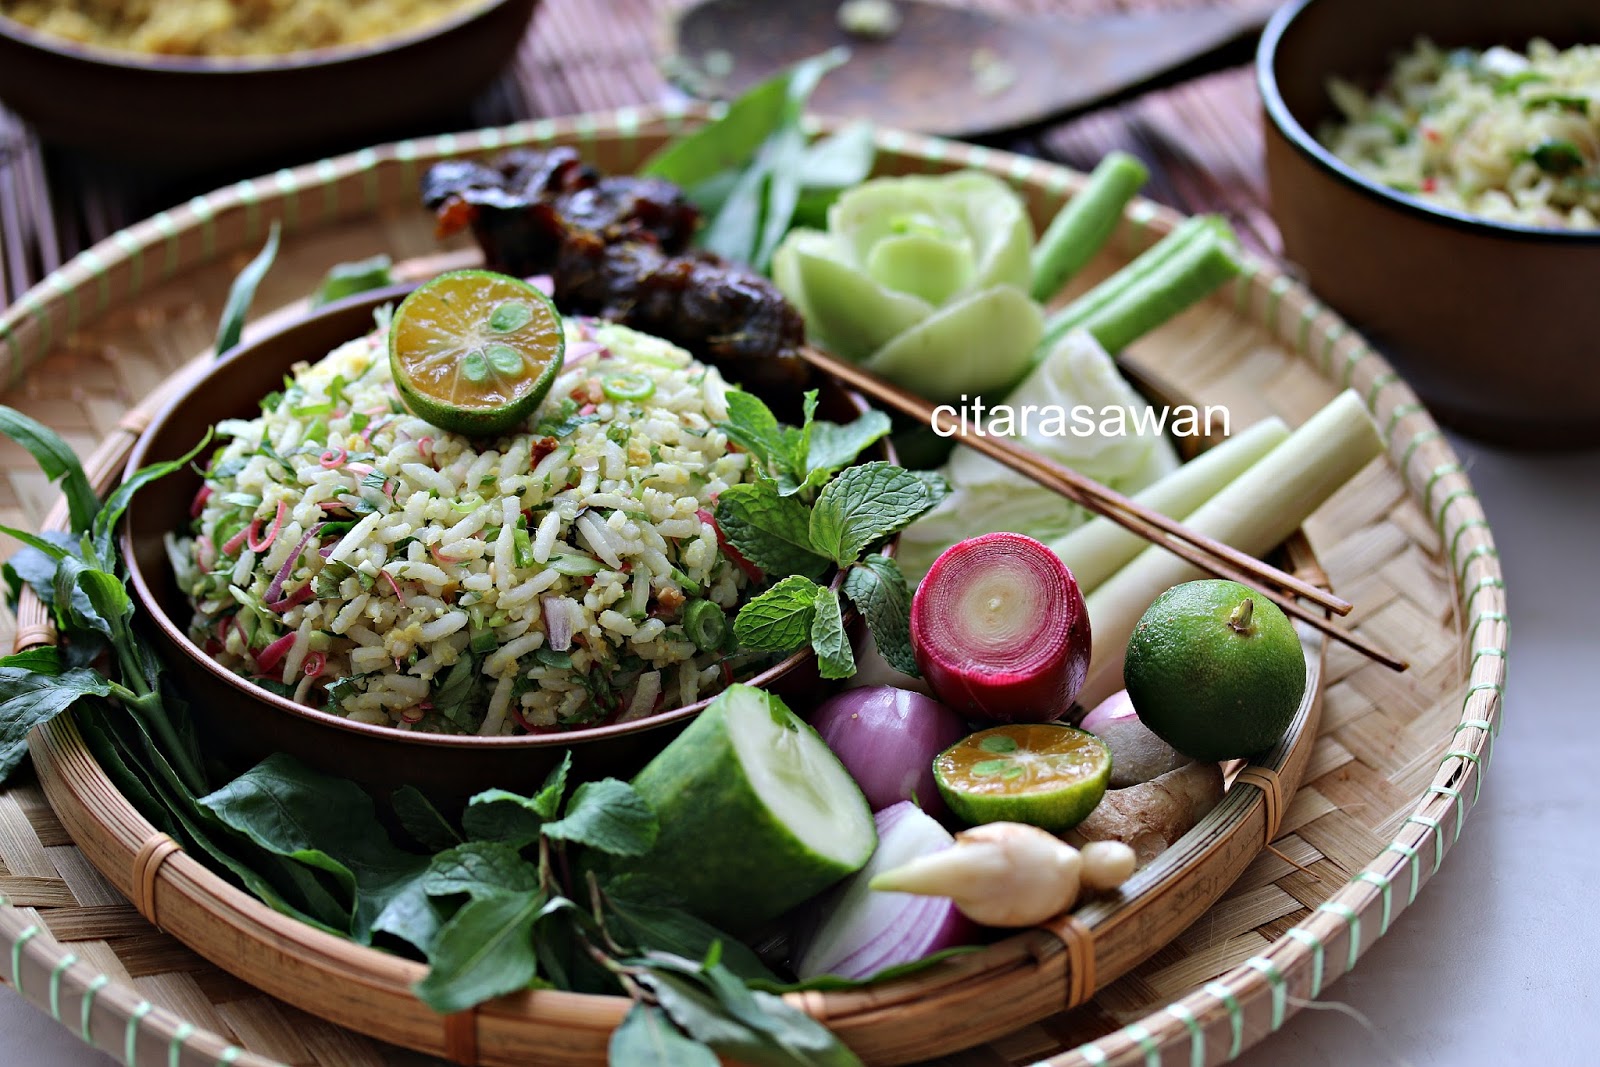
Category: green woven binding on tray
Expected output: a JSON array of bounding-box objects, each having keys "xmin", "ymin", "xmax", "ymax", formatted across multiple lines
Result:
[
  {"xmin": 1317, "ymin": 900, "xmax": 1361, "ymax": 970},
  {"xmin": 1429, "ymin": 783, "xmax": 1466, "ymax": 841},
  {"xmin": 219, "ymin": 1046, "xmax": 242, "ymax": 1064},
  {"xmin": 1449, "ymin": 518, "xmax": 1494, "ymax": 574},
  {"xmin": 1317, "ymin": 318, "xmax": 1346, "ymax": 372},
  {"xmin": 1202, "ymin": 980, "xmax": 1244, "ymax": 1059},
  {"xmin": 1364, "ymin": 371, "xmax": 1398, "ymax": 410},
  {"xmin": 151, "ymin": 211, "xmax": 180, "ymax": 279},
  {"xmin": 1233, "ymin": 257, "xmax": 1259, "ymax": 317},
  {"xmin": 81, "ymin": 973, "xmax": 109, "ymax": 1043},
  {"xmin": 1406, "ymin": 812, "xmax": 1444, "ymax": 873},
  {"xmin": 1467, "ymin": 611, "xmax": 1509, "ymax": 644},
  {"xmin": 1386, "ymin": 840, "xmax": 1421, "ymax": 904},
  {"xmin": 1122, "ymin": 1021, "xmax": 1159, "ymax": 1067},
  {"xmin": 114, "ymin": 229, "xmax": 144, "ymax": 296},
  {"xmin": 46, "ymin": 272, "xmax": 78, "ymax": 337},
  {"xmin": 1443, "ymin": 748, "xmax": 1485, "ymax": 804},
  {"xmin": 76, "ymin": 247, "xmax": 112, "ymax": 313},
  {"xmin": 1295, "ymin": 298, "xmax": 1319, "ymax": 354},
  {"xmin": 1456, "ymin": 543, "xmax": 1500, "ymax": 585},
  {"xmin": 1421, "ymin": 463, "xmax": 1463, "ymax": 513},
  {"xmin": 169, "ymin": 1022, "xmax": 195, "ymax": 1067},
  {"xmin": 273, "ymin": 170, "xmax": 300, "ymax": 231},
  {"xmin": 1165, "ymin": 1001, "xmax": 1205, "ymax": 1067},
  {"xmin": 394, "ymin": 139, "xmax": 422, "ymax": 195},
  {"xmin": 188, "ymin": 195, "xmax": 217, "ymax": 258},
  {"xmin": 1265, "ymin": 275, "xmax": 1292, "ymax": 337},
  {"xmin": 1463, "ymin": 575, "xmax": 1506, "ymax": 613},
  {"xmin": 1381, "ymin": 401, "xmax": 1421, "ymax": 442},
  {"xmin": 1072, "ymin": 1041, "xmax": 1108, "ymax": 1066},
  {"xmin": 1397, "ymin": 428, "xmax": 1443, "ymax": 483},
  {"xmin": 126, "ymin": 1000, "xmax": 153, "ymax": 1067},
  {"xmin": 1431, "ymin": 486, "xmax": 1475, "ymax": 532},
  {"xmin": 1285, "ymin": 927, "xmax": 1325, "ymax": 997},
  {"xmin": 1244, "ymin": 956, "xmax": 1287, "ymax": 1030},
  {"xmin": 48, "ymin": 952, "xmax": 77, "ymax": 1020},
  {"xmin": 1339, "ymin": 342, "xmax": 1369, "ymax": 389},
  {"xmin": 355, "ymin": 147, "xmax": 380, "ymax": 209},
  {"xmin": 10, "ymin": 923, "xmax": 39, "ymax": 993},
  {"xmin": 1355, "ymin": 870, "xmax": 1394, "ymax": 934}
]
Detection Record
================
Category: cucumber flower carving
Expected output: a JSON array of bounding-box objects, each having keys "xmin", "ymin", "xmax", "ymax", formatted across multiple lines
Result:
[{"xmin": 772, "ymin": 171, "xmax": 1044, "ymax": 401}]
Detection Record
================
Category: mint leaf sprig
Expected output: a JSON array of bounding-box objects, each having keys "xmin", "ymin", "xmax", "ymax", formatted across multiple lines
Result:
[{"xmin": 713, "ymin": 389, "xmax": 941, "ymax": 679}]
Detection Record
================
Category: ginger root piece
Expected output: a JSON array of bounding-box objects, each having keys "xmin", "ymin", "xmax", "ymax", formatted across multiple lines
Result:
[{"xmin": 1069, "ymin": 761, "xmax": 1225, "ymax": 866}]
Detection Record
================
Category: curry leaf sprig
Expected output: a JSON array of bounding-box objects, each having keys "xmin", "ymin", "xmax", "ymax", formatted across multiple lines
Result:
[{"xmin": 712, "ymin": 390, "xmax": 946, "ymax": 678}]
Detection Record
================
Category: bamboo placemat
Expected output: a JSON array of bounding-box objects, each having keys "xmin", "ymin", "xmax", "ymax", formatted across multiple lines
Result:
[{"xmin": 0, "ymin": 105, "xmax": 1503, "ymax": 1067}]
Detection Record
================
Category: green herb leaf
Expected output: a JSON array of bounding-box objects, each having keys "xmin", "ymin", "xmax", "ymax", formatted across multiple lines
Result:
[
  {"xmin": 603, "ymin": 894, "xmax": 779, "ymax": 985},
  {"xmin": 809, "ymin": 586, "xmax": 855, "ymax": 680},
  {"xmin": 422, "ymin": 840, "xmax": 541, "ymax": 900},
  {"xmin": 809, "ymin": 462, "xmax": 936, "ymax": 565},
  {"xmin": 719, "ymin": 390, "xmax": 791, "ymax": 476},
  {"xmin": 842, "ymin": 555, "xmax": 918, "ymax": 676},
  {"xmin": 714, "ymin": 483, "xmax": 829, "ymax": 581},
  {"xmin": 198, "ymin": 753, "xmax": 428, "ymax": 942},
  {"xmin": 431, "ymin": 654, "xmax": 479, "ymax": 727},
  {"xmin": 392, "ymin": 785, "xmax": 462, "ymax": 852},
  {"xmin": 0, "ymin": 666, "xmax": 113, "ymax": 781},
  {"xmin": 800, "ymin": 410, "xmax": 892, "ymax": 490},
  {"xmin": 1527, "ymin": 138, "xmax": 1586, "ymax": 175},
  {"xmin": 52, "ymin": 556, "xmax": 133, "ymax": 642},
  {"xmin": 463, "ymin": 788, "xmax": 545, "ymax": 847},
  {"xmin": 732, "ymin": 575, "xmax": 823, "ymax": 652},
  {"xmin": 542, "ymin": 779, "xmax": 659, "ymax": 857},
  {"xmin": 0, "ymin": 406, "xmax": 100, "ymax": 534},
  {"xmin": 92, "ymin": 430, "xmax": 213, "ymax": 571},
  {"xmin": 412, "ymin": 890, "xmax": 545, "ymax": 1014},
  {"xmin": 2, "ymin": 530, "xmax": 79, "ymax": 609},
  {"xmin": 216, "ymin": 222, "xmax": 281, "ymax": 357},
  {"xmin": 610, "ymin": 1003, "xmax": 720, "ymax": 1067},
  {"xmin": 0, "ymin": 647, "xmax": 63, "ymax": 675},
  {"xmin": 311, "ymin": 254, "xmax": 395, "ymax": 308},
  {"xmin": 533, "ymin": 750, "xmax": 573, "ymax": 819}
]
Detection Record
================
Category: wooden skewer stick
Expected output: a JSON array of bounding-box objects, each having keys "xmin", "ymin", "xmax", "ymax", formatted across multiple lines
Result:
[{"xmin": 799, "ymin": 346, "xmax": 1408, "ymax": 673}]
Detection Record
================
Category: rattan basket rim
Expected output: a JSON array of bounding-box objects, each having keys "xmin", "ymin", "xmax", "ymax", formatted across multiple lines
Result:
[{"xmin": 0, "ymin": 105, "xmax": 1506, "ymax": 1067}]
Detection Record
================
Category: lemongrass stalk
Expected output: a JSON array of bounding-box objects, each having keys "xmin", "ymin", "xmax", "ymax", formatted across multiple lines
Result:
[
  {"xmin": 1077, "ymin": 390, "xmax": 1382, "ymax": 708},
  {"xmin": 1050, "ymin": 416, "xmax": 1290, "ymax": 594}
]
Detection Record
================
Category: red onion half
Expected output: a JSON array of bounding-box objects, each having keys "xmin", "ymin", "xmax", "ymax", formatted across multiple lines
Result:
[
  {"xmin": 793, "ymin": 802, "xmax": 975, "ymax": 981},
  {"xmin": 808, "ymin": 686, "xmax": 967, "ymax": 817}
]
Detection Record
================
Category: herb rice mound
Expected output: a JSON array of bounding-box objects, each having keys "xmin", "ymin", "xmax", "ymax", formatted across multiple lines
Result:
[{"xmin": 176, "ymin": 313, "xmax": 763, "ymax": 735}]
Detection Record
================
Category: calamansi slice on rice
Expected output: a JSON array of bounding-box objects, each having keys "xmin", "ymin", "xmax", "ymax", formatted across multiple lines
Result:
[{"xmin": 389, "ymin": 269, "xmax": 564, "ymax": 436}]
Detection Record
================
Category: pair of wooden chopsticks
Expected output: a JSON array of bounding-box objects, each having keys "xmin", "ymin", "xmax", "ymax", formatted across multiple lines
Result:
[{"xmin": 802, "ymin": 346, "xmax": 1407, "ymax": 673}]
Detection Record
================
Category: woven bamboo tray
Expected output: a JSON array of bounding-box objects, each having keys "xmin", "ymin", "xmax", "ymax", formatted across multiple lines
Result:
[{"xmin": 0, "ymin": 108, "xmax": 1505, "ymax": 1067}]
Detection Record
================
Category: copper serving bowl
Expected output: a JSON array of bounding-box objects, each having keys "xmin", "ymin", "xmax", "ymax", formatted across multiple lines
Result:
[
  {"xmin": 1259, "ymin": 0, "xmax": 1600, "ymax": 447},
  {"xmin": 122, "ymin": 287, "xmax": 891, "ymax": 796},
  {"xmin": 0, "ymin": 0, "xmax": 539, "ymax": 168}
]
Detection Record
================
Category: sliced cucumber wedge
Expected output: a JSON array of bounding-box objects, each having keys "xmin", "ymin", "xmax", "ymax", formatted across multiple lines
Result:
[{"xmin": 628, "ymin": 684, "xmax": 876, "ymax": 933}]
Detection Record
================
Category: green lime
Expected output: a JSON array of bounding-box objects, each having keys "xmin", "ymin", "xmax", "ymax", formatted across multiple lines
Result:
[
  {"xmin": 1123, "ymin": 579, "xmax": 1307, "ymax": 762},
  {"xmin": 389, "ymin": 269, "xmax": 564, "ymax": 436},
  {"xmin": 934, "ymin": 724, "xmax": 1112, "ymax": 831}
]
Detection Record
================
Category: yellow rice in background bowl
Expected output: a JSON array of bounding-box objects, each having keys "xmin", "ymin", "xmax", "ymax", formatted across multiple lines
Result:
[{"xmin": 0, "ymin": 0, "xmax": 490, "ymax": 57}]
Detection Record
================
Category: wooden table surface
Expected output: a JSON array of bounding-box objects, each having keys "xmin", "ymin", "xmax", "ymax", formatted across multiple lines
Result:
[{"xmin": 7, "ymin": 3, "xmax": 1571, "ymax": 1067}]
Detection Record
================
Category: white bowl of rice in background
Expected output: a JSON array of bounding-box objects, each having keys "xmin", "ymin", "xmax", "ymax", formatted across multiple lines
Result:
[
  {"xmin": 122, "ymin": 286, "xmax": 891, "ymax": 795},
  {"xmin": 1259, "ymin": 0, "xmax": 1600, "ymax": 447}
]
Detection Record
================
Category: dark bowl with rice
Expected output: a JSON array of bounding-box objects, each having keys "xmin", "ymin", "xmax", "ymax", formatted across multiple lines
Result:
[{"xmin": 122, "ymin": 286, "xmax": 893, "ymax": 797}]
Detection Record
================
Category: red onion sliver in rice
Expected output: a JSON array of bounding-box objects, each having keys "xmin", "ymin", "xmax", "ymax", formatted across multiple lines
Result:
[
  {"xmin": 222, "ymin": 525, "xmax": 251, "ymax": 555},
  {"xmin": 268, "ymin": 584, "xmax": 314, "ymax": 614},
  {"xmin": 190, "ymin": 485, "xmax": 212, "ymax": 519},
  {"xmin": 255, "ymin": 632, "xmax": 297, "ymax": 675},
  {"xmin": 542, "ymin": 595, "xmax": 574, "ymax": 652},
  {"xmin": 563, "ymin": 340, "xmax": 605, "ymax": 366},
  {"xmin": 318, "ymin": 448, "xmax": 347, "ymax": 469},
  {"xmin": 246, "ymin": 499, "xmax": 288, "ymax": 554},
  {"xmin": 345, "ymin": 462, "xmax": 375, "ymax": 478},
  {"xmin": 263, "ymin": 523, "xmax": 324, "ymax": 609},
  {"xmin": 302, "ymin": 651, "xmax": 326, "ymax": 678},
  {"xmin": 380, "ymin": 570, "xmax": 407, "ymax": 602}
]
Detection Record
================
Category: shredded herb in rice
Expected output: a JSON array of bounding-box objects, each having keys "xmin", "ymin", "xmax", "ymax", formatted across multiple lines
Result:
[{"xmin": 175, "ymin": 314, "xmax": 766, "ymax": 735}]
